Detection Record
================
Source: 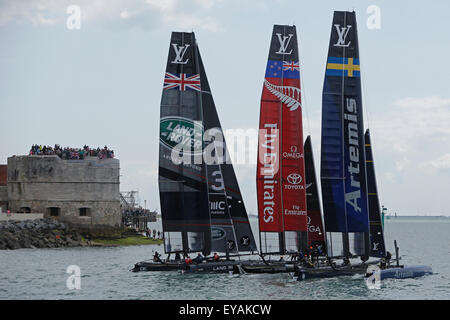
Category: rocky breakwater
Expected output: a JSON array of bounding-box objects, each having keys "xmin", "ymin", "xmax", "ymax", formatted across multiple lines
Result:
[{"xmin": 0, "ymin": 219, "xmax": 85, "ymax": 250}]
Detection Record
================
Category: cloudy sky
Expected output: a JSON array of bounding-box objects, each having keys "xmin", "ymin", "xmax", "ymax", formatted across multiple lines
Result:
[{"xmin": 0, "ymin": 0, "xmax": 449, "ymax": 216}]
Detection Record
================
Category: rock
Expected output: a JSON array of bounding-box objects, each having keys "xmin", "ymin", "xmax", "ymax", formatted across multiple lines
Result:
[
  {"xmin": 19, "ymin": 237, "xmax": 32, "ymax": 248},
  {"xmin": 6, "ymin": 239, "xmax": 21, "ymax": 250},
  {"xmin": 0, "ymin": 218, "xmax": 84, "ymax": 250}
]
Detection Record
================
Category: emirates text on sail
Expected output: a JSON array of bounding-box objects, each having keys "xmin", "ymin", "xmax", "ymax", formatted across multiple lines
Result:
[{"xmin": 261, "ymin": 124, "xmax": 278, "ymax": 223}]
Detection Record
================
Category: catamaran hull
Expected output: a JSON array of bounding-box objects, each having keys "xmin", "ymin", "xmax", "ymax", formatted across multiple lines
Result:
[
  {"xmin": 132, "ymin": 260, "xmax": 298, "ymax": 274},
  {"xmin": 240, "ymin": 262, "xmax": 295, "ymax": 274},
  {"xmin": 132, "ymin": 261, "xmax": 186, "ymax": 272},
  {"xmin": 293, "ymin": 266, "xmax": 367, "ymax": 281},
  {"xmin": 132, "ymin": 260, "xmax": 256, "ymax": 274},
  {"xmin": 376, "ymin": 265, "xmax": 432, "ymax": 280},
  {"xmin": 293, "ymin": 265, "xmax": 432, "ymax": 281},
  {"xmin": 183, "ymin": 261, "xmax": 240, "ymax": 274}
]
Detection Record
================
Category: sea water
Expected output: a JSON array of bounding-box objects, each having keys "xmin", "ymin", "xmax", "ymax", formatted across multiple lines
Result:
[{"xmin": 0, "ymin": 217, "xmax": 449, "ymax": 300}]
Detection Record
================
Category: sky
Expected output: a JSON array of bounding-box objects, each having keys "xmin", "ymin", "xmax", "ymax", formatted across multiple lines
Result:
[{"xmin": 0, "ymin": 0, "xmax": 449, "ymax": 216}]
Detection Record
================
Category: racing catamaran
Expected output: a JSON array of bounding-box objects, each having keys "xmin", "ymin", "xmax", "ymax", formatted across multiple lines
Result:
[
  {"xmin": 293, "ymin": 11, "xmax": 432, "ymax": 281},
  {"xmin": 133, "ymin": 31, "xmax": 257, "ymax": 273}
]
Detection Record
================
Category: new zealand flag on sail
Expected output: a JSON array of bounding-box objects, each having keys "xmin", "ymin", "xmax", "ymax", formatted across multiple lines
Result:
[{"xmin": 265, "ymin": 60, "xmax": 300, "ymax": 79}]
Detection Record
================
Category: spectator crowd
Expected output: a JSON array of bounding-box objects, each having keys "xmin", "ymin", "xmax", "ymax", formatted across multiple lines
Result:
[{"xmin": 29, "ymin": 144, "xmax": 115, "ymax": 160}]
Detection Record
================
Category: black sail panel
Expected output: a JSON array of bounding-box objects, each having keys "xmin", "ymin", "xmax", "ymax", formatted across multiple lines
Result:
[
  {"xmin": 198, "ymin": 51, "xmax": 257, "ymax": 253},
  {"xmin": 365, "ymin": 130, "xmax": 386, "ymax": 257},
  {"xmin": 159, "ymin": 32, "xmax": 211, "ymax": 255},
  {"xmin": 304, "ymin": 136, "xmax": 326, "ymax": 247}
]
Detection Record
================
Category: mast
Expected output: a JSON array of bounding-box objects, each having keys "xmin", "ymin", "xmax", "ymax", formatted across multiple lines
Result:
[
  {"xmin": 304, "ymin": 136, "xmax": 326, "ymax": 247},
  {"xmin": 320, "ymin": 11, "xmax": 370, "ymax": 260},
  {"xmin": 365, "ymin": 129, "xmax": 386, "ymax": 258},
  {"xmin": 257, "ymin": 25, "xmax": 308, "ymax": 255}
]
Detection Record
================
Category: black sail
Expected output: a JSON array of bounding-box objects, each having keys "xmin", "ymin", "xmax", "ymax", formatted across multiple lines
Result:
[
  {"xmin": 159, "ymin": 32, "xmax": 211, "ymax": 255},
  {"xmin": 197, "ymin": 49, "xmax": 257, "ymax": 254},
  {"xmin": 365, "ymin": 129, "xmax": 386, "ymax": 258},
  {"xmin": 158, "ymin": 32, "xmax": 256, "ymax": 256},
  {"xmin": 304, "ymin": 136, "xmax": 326, "ymax": 247}
]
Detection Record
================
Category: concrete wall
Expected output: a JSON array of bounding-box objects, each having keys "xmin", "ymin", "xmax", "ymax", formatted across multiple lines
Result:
[
  {"xmin": 0, "ymin": 213, "xmax": 44, "ymax": 221},
  {"xmin": 7, "ymin": 155, "xmax": 121, "ymax": 228}
]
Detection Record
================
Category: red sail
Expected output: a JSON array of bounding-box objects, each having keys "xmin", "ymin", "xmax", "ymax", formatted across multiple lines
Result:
[
  {"xmin": 257, "ymin": 101, "xmax": 282, "ymax": 233},
  {"xmin": 257, "ymin": 25, "xmax": 307, "ymax": 254}
]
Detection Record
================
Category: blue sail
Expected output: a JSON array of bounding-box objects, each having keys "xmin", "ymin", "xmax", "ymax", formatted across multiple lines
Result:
[{"xmin": 321, "ymin": 11, "xmax": 369, "ymax": 239}]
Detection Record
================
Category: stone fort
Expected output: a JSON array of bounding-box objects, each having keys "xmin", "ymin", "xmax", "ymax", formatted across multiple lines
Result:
[{"xmin": 1, "ymin": 155, "xmax": 121, "ymax": 228}]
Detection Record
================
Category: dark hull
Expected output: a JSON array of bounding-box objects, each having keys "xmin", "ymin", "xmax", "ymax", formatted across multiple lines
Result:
[
  {"xmin": 293, "ymin": 265, "xmax": 367, "ymax": 280},
  {"xmin": 183, "ymin": 261, "xmax": 240, "ymax": 274},
  {"xmin": 132, "ymin": 261, "xmax": 186, "ymax": 272},
  {"xmin": 132, "ymin": 260, "xmax": 261, "ymax": 274},
  {"xmin": 241, "ymin": 263, "xmax": 295, "ymax": 274},
  {"xmin": 132, "ymin": 260, "xmax": 296, "ymax": 274}
]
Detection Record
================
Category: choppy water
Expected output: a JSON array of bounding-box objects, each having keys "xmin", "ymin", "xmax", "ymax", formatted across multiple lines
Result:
[{"xmin": 0, "ymin": 217, "xmax": 449, "ymax": 300}]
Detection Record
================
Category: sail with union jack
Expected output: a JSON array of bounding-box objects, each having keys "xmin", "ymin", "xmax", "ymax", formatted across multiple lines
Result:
[
  {"xmin": 163, "ymin": 72, "xmax": 201, "ymax": 91},
  {"xmin": 159, "ymin": 31, "xmax": 257, "ymax": 258}
]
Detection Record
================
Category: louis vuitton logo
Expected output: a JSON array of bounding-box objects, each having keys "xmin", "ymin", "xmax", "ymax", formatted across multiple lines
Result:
[
  {"xmin": 275, "ymin": 33, "xmax": 293, "ymax": 55},
  {"xmin": 171, "ymin": 43, "xmax": 190, "ymax": 64},
  {"xmin": 333, "ymin": 24, "xmax": 352, "ymax": 47}
]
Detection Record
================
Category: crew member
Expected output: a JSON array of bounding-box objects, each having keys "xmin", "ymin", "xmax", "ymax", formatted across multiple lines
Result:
[
  {"xmin": 193, "ymin": 253, "xmax": 204, "ymax": 264},
  {"xmin": 153, "ymin": 251, "xmax": 162, "ymax": 263},
  {"xmin": 213, "ymin": 252, "xmax": 220, "ymax": 262}
]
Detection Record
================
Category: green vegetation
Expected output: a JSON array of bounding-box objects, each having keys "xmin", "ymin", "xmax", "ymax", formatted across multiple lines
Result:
[
  {"xmin": 91, "ymin": 236, "xmax": 163, "ymax": 246},
  {"xmin": 78, "ymin": 227, "xmax": 164, "ymax": 247}
]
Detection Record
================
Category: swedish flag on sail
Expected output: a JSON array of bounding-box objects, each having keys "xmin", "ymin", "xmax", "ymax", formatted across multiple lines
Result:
[{"xmin": 326, "ymin": 57, "xmax": 360, "ymax": 77}]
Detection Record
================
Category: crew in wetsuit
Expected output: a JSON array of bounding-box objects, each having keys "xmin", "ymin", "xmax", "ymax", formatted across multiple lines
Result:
[
  {"xmin": 193, "ymin": 253, "xmax": 204, "ymax": 264},
  {"xmin": 302, "ymin": 254, "xmax": 314, "ymax": 268},
  {"xmin": 153, "ymin": 251, "xmax": 162, "ymax": 263},
  {"xmin": 316, "ymin": 244, "xmax": 324, "ymax": 256},
  {"xmin": 174, "ymin": 252, "xmax": 181, "ymax": 261},
  {"xmin": 290, "ymin": 252, "xmax": 299, "ymax": 261},
  {"xmin": 380, "ymin": 251, "xmax": 393, "ymax": 269},
  {"xmin": 386, "ymin": 251, "xmax": 392, "ymax": 262}
]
